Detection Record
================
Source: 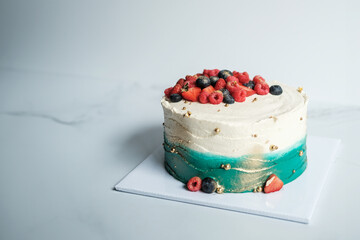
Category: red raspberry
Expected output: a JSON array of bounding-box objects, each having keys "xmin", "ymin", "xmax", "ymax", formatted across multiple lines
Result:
[
  {"xmin": 253, "ymin": 75, "xmax": 265, "ymax": 84},
  {"xmin": 164, "ymin": 87, "xmax": 173, "ymax": 98},
  {"xmin": 185, "ymin": 75, "xmax": 197, "ymax": 82},
  {"xmin": 198, "ymin": 92, "xmax": 209, "ymax": 104},
  {"xmin": 214, "ymin": 78, "xmax": 226, "ymax": 90},
  {"xmin": 208, "ymin": 91, "xmax": 223, "ymax": 104},
  {"xmin": 187, "ymin": 176, "xmax": 202, "ymax": 192},
  {"xmin": 203, "ymin": 69, "xmax": 220, "ymax": 77},
  {"xmin": 232, "ymin": 89, "xmax": 247, "ymax": 102},
  {"xmin": 176, "ymin": 78, "xmax": 185, "ymax": 87},
  {"xmin": 255, "ymin": 83, "xmax": 269, "ymax": 95},
  {"xmin": 171, "ymin": 84, "xmax": 182, "ymax": 95},
  {"xmin": 226, "ymin": 78, "xmax": 241, "ymax": 93},
  {"xmin": 184, "ymin": 80, "xmax": 196, "ymax": 88},
  {"xmin": 233, "ymin": 71, "xmax": 250, "ymax": 84},
  {"xmin": 226, "ymin": 76, "xmax": 239, "ymax": 83}
]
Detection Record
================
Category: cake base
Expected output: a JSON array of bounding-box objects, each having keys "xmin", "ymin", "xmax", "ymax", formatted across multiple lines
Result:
[{"xmin": 115, "ymin": 136, "xmax": 341, "ymax": 224}]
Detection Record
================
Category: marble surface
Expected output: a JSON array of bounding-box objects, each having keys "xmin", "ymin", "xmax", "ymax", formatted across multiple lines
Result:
[{"xmin": 0, "ymin": 69, "xmax": 359, "ymax": 240}]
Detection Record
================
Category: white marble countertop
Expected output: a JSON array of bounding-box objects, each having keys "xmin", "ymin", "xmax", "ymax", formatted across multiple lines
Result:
[
  {"xmin": 1, "ymin": 0, "xmax": 360, "ymax": 239},
  {"xmin": 0, "ymin": 69, "xmax": 359, "ymax": 239}
]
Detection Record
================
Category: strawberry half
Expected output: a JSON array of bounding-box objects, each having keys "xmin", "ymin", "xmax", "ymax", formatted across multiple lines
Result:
[
  {"xmin": 182, "ymin": 87, "xmax": 201, "ymax": 102},
  {"xmin": 171, "ymin": 83, "xmax": 182, "ymax": 95},
  {"xmin": 264, "ymin": 174, "xmax": 283, "ymax": 193},
  {"xmin": 237, "ymin": 85, "xmax": 255, "ymax": 97},
  {"xmin": 201, "ymin": 85, "xmax": 215, "ymax": 95}
]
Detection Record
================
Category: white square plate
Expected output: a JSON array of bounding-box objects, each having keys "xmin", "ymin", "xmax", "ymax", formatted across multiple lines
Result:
[{"xmin": 115, "ymin": 136, "xmax": 341, "ymax": 224}]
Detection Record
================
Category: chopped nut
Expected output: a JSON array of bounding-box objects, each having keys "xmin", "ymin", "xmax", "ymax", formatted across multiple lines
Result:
[
  {"xmin": 182, "ymin": 107, "xmax": 186, "ymax": 110},
  {"xmin": 252, "ymin": 98, "xmax": 257, "ymax": 102}
]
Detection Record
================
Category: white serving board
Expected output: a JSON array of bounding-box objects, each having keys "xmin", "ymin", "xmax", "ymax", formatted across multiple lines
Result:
[{"xmin": 115, "ymin": 136, "xmax": 341, "ymax": 224}]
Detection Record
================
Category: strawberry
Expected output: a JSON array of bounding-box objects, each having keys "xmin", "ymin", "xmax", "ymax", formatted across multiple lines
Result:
[
  {"xmin": 254, "ymin": 83, "xmax": 269, "ymax": 95},
  {"xmin": 208, "ymin": 91, "xmax": 223, "ymax": 104},
  {"xmin": 198, "ymin": 92, "xmax": 209, "ymax": 104},
  {"xmin": 201, "ymin": 85, "xmax": 215, "ymax": 95},
  {"xmin": 203, "ymin": 69, "xmax": 220, "ymax": 77},
  {"xmin": 233, "ymin": 71, "xmax": 250, "ymax": 84},
  {"xmin": 187, "ymin": 176, "xmax": 202, "ymax": 192},
  {"xmin": 185, "ymin": 75, "xmax": 197, "ymax": 82},
  {"xmin": 237, "ymin": 85, "xmax": 255, "ymax": 97},
  {"xmin": 264, "ymin": 174, "xmax": 283, "ymax": 193},
  {"xmin": 214, "ymin": 78, "xmax": 226, "ymax": 90},
  {"xmin": 253, "ymin": 75, "xmax": 266, "ymax": 84},
  {"xmin": 184, "ymin": 80, "xmax": 196, "ymax": 89},
  {"xmin": 176, "ymin": 78, "xmax": 185, "ymax": 87},
  {"xmin": 232, "ymin": 89, "xmax": 246, "ymax": 102},
  {"xmin": 171, "ymin": 83, "xmax": 182, "ymax": 95},
  {"xmin": 226, "ymin": 77, "xmax": 241, "ymax": 93},
  {"xmin": 181, "ymin": 87, "xmax": 201, "ymax": 102},
  {"xmin": 164, "ymin": 87, "xmax": 173, "ymax": 98}
]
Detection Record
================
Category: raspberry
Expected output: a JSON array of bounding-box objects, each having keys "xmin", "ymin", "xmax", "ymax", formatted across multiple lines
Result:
[
  {"xmin": 185, "ymin": 75, "xmax": 197, "ymax": 82},
  {"xmin": 226, "ymin": 78, "xmax": 241, "ymax": 93},
  {"xmin": 171, "ymin": 84, "xmax": 182, "ymax": 95},
  {"xmin": 254, "ymin": 83, "xmax": 270, "ymax": 95},
  {"xmin": 232, "ymin": 89, "xmax": 246, "ymax": 102},
  {"xmin": 187, "ymin": 176, "xmax": 202, "ymax": 192},
  {"xmin": 253, "ymin": 75, "xmax": 265, "ymax": 84},
  {"xmin": 184, "ymin": 80, "xmax": 196, "ymax": 89},
  {"xmin": 203, "ymin": 69, "xmax": 220, "ymax": 77},
  {"xmin": 226, "ymin": 76, "xmax": 239, "ymax": 83},
  {"xmin": 233, "ymin": 71, "xmax": 250, "ymax": 84},
  {"xmin": 208, "ymin": 91, "xmax": 223, "ymax": 104},
  {"xmin": 176, "ymin": 78, "xmax": 185, "ymax": 87},
  {"xmin": 214, "ymin": 78, "xmax": 226, "ymax": 90},
  {"xmin": 164, "ymin": 87, "xmax": 173, "ymax": 98},
  {"xmin": 198, "ymin": 92, "xmax": 209, "ymax": 104}
]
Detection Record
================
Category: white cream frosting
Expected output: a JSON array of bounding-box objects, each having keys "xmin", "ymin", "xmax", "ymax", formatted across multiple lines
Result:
[{"xmin": 161, "ymin": 83, "xmax": 308, "ymax": 157}]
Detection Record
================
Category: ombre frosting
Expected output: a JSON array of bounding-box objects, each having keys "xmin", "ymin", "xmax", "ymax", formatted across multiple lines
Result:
[{"xmin": 161, "ymin": 82, "xmax": 308, "ymax": 193}]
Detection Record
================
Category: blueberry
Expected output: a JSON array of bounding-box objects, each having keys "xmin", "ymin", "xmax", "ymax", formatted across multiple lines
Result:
[
  {"xmin": 201, "ymin": 177, "xmax": 217, "ymax": 193},
  {"xmin": 210, "ymin": 76, "xmax": 219, "ymax": 86},
  {"xmin": 243, "ymin": 80, "xmax": 255, "ymax": 89},
  {"xmin": 170, "ymin": 94, "xmax": 182, "ymax": 102},
  {"xmin": 269, "ymin": 85, "xmax": 283, "ymax": 95},
  {"xmin": 223, "ymin": 94, "xmax": 235, "ymax": 104},
  {"xmin": 196, "ymin": 76, "xmax": 211, "ymax": 89},
  {"xmin": 218, "ymin": 70, "xmax": 233, "ymax": 80},
  {"xmin": 219, "ymin": 88, "xmax": 230, "ymax": 97}
]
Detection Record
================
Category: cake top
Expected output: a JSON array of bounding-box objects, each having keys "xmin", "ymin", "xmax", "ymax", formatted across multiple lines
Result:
[{"xmin": 162, "ymin": 69, "xmax": 307, "ymax": 123}]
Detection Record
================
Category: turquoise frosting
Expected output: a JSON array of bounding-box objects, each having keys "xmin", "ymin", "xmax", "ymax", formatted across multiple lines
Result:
[{"xmin": 164, "ymin": 136, "xmax": 307, "ymax": 193}]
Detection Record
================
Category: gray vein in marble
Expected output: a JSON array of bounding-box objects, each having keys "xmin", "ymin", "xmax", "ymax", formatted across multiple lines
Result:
[{"xmin": 0, "ymin": 111, "xmax": 88, "ymax": 126}]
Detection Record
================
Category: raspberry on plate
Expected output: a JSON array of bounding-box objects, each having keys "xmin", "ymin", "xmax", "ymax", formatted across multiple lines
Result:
[
  {"xmin": 187, "ymin": 176, "xmax": 202, "ymax": 192},
  {"xmin": 198, "ymin": 92, "xmax": 209, "ymax": 104}
]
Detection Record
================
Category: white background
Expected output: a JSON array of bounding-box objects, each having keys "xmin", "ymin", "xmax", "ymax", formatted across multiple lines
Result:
[{"xmin": 1, "ymin": 1, "xmax": 360, "ymax": 239}]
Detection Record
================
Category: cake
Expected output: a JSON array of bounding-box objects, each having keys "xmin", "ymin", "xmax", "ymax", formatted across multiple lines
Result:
[{"xmin": 161, "ymin": 69, "xmax": 308, "ymax": 194}]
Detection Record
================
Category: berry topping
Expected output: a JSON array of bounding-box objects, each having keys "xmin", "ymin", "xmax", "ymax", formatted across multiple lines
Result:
[
  {"xmin": 214, "ymin": 78, "xmax": 226, "ymax": 90},
  {"xmin": 219, "ymin": 88, "xmax": 230, "ymax": 97},
  {"xmin": 243, "ymin": 80, "xmax": 255, "ymax": 89},
  {"xmin": 164, "ymin": 87, "xmax": 173, "ymax": 98},
  {"xmin": 237, "ymin": 85, "xmax": 256, "ymax": 97},
  {"xmin": 198, "ymin": 92, "xmax": 209, "ymax": 104},
  {"xmin": 226, "ymin": 77, "xmax": 241, "ymax": 93},
  {"xmin": 253, "ymin": 75, "xmax": 265, "ymax": 84},
  {"xmin": 210, "ymin": 76, "xmax": 220, "ymax": 86},
  {"xmin": 176, "ymin": 78, "xmax": 185, "ymax": 87},
  {"xmin": 223, "ymin": 94, "xmax": 235, "ymax": 104},
  {"xmin": 171, "ymin": 84, "xmax": 182, "ymax": 95},
  {"xmin": 264, "ymin": 174, "xmax": 283, "ymax": 193},
  {"xmin": 184, "ymin": 80, "xmax": 196, "ymax": 89},
  {"xmin": 181, "ymin": 87, "xmax": 201, "ymax": 102},
  {"xmin": 201, "ymin": 85, "xmax": 215, "ymax": 95},
  {"xmin": 208, "ymin": 91, "xmax": 223, "ymax": 104},
  {"xmin": 233, "ymin": 71, "xmax": 250, "ymax": 84},
  {"xmin": 196, "ymin": 76, "xmax": 211, "ymax": 89},
  {"xmin": 269, "ymin": 85, "xmax": 283, "ymax": 95},
  {"xmin": 170, "ymin": 93, "xmax": 182, "ymax": 102},
  {"xmin": 201, "ymin": 177, "xmax": 217, "ymax": 193},
  {"xmin": 203, "ymin": 69, "xmax": 220, "ymax": 77},
  {"xmin": 187, "ymin": 176, "xmax": 202, "ymax": 192},
  {"xmin": 254, "ymin": 83, "xmax": 270, "ymax": 95},
  {"xmin": 185, "ymin": 75, "xmax": 197, "ymax": 82},
  {"xmin": 218, "ymin": 70, "xmax": 233, "ymax": 80},
  {"xmin": 232, "ymin": 89, "xmax": 247, "ymax": 102}
]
